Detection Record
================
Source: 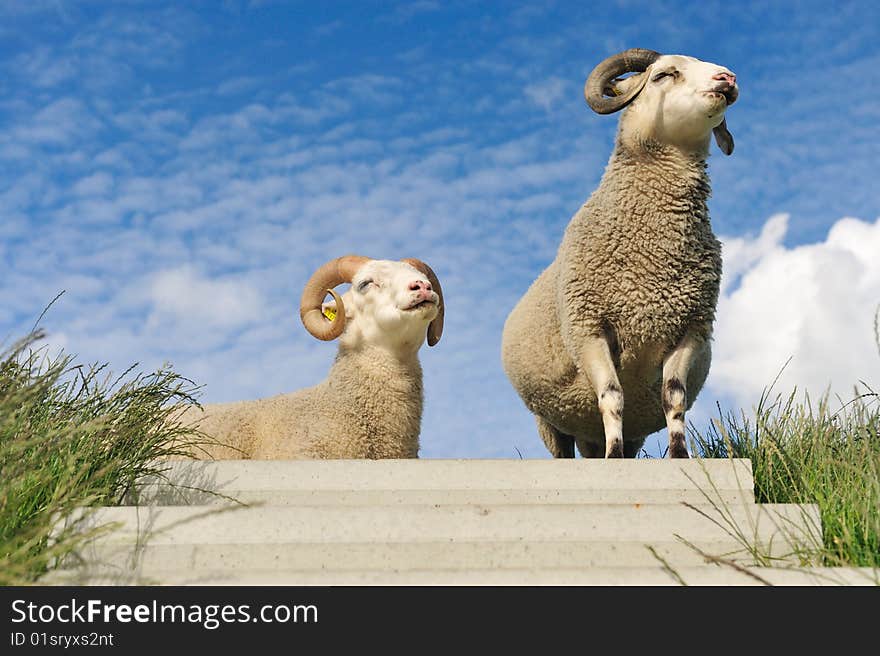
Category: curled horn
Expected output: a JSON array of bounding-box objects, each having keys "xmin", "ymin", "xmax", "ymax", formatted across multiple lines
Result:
[
  {"xmin": 584, "ymin": 48, "xmax": 661, "ymax": 115},
  {"xmin": 401, "ymin": 258, "xmax": 444, "ymax": 347},
  {"xmin": 299, "ymin": 255, "xmax": 371, "ymax": 341}
]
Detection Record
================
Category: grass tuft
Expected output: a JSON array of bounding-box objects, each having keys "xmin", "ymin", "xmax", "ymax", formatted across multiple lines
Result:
[
  {"xmin": 690, "ymin": 382, "xmax": 880, "ymax": 568},
  {"xmin": 0, "ymin": 329, "xmax": 210, "ymax": 585}
]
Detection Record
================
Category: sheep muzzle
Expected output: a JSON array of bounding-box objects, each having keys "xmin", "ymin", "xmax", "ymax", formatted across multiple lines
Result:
[{"xmin": 400, "ymin": 258, "xmax": 445, "ymax": 347}]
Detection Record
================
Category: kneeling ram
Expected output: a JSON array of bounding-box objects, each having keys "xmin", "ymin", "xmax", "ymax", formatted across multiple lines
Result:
[{"xmin": 189, "ymin": 255, "xmax": 444, "ymax": 459}]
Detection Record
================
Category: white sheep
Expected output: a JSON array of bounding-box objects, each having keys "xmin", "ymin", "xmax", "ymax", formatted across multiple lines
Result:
[
  {"xmin": 188, "ymin": 255, "xmax": 444, "ymax": 459},
  {"xmin": 501, "ymin": 48, "xmax": 738, "ymax": 459}
]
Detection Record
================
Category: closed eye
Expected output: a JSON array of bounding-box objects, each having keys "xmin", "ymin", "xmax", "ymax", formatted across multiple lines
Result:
[
  {"xmin": 652, "ymin": 70, "xmax": 676, "ymax": 82},
  {"xmin": 356, "ymin": 279, "xmax": 373, "ymax": 293}
]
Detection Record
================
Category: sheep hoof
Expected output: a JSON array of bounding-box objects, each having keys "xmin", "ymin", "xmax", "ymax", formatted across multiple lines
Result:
[
  {"xmin": 558, "ymin": 438, "xmax": 576, "ymax": 459},
  {"xmin": 605, "ymin": 440, "xmax": 624, "ymax": 458},
  {"xmin": 668, "ymin": 433, "xmax": 690, "ymax": 459}
]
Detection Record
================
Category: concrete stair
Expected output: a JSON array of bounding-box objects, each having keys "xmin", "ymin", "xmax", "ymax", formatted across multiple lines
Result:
[{"xmin": 45, "ymin": 458, "xmax": 876, "ymax": 586}]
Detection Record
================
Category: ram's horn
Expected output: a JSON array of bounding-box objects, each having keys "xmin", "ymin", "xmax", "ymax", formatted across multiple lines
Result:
[
  {"xmin": 584, "ymin": 48, "xmax": 661, "ymax": 115},
  {"xmin": 401, "ymin": 258, "xmax": 444, "ymax": 346},
  {"xmin": 299, "ymin": 255, "xmax": 371, "ymax": 340}
]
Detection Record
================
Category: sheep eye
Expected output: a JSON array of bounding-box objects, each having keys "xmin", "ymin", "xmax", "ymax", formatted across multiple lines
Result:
[
  {"xmin": 652, "ymin": 70, "xmax": 675, "ymax": 82},
  {"xmin": 356, "ymin": 279, "xmax": 373, "ymax": 293}
]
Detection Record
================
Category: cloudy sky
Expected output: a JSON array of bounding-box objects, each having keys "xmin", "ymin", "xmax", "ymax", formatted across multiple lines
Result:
[{"xmin": 1, "ymin": 0, "xmax": 878, "ymax": 458}]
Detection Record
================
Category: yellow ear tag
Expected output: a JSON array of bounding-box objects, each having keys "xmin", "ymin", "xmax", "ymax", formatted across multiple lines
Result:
[{"xmin": 322, "ymin": 306, "xmax": 337, "ymax": 322}]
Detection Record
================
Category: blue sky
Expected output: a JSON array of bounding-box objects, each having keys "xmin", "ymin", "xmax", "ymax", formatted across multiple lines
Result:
[{"xmin": 1, "ymin": 0, "xmax": 878, "ymax": 458}]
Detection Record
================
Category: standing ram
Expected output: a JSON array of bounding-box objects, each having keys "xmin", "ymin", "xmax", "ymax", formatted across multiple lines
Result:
[
  {"xmin": 502, "ymin": 49, "xmax": 738, "ymax": 459},
  {"xmin": 188, "ymin": 255, "xmax": 444, "ymax": 459}
]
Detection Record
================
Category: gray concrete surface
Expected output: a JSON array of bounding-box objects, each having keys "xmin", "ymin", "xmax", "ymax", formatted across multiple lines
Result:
[{"xmin": 45, "ymin": 458, "xmax": 874, "ymax": 586}]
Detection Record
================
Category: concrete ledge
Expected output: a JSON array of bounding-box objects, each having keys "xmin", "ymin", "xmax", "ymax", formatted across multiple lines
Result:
[
  {"xmin": 58, "ymin": 539, "xmax": 779, "ymax": 572},
  {"xmin": 44, "ymin": 566, "xmax": 878, "ymax": 587},
  {"xmin": 134, "ymin": 488, "xmax": 753, "ymax": 507},
  {"xmin": 48, "ymin": 458, "xmax": 844, "ymax": 587},
  {"xmin": 62, "ymin": 502, "xmax": 820, "ymax": 550},
  {"xmin": 132, "ymin": 458, "xmax": 755, "ymax": 505}
]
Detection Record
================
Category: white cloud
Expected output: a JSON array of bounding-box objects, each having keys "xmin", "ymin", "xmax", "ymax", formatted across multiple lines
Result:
[
  {"xmin": 10, "ymin": 46, "xmax": 77, "ymax": 88},
  {"xmin": 381, "ymin": 1, "xmax": 440, "ymax": 24},
  {"xmin": 10, "ymin": 98, "xmax": 101, "ymax": 146},
  {"xmin": 323, "ymin": 75, "xmax": 403, "ymax": 107},
  {"xmin": 312, "ymin": 20, "xmax": 343, "ymax": 38},
  {"xmin": 708, "ymin": 214, "xmax": 880, "ymax": 411},
  {"xmin": 718, "ymin": 212, "xmax": 789, "ymax": 295},
  {"xmin": 524, "ymin": 76, "xmax": 568, "ymax": 112},
  {"xmin": 72, "ymin": 172, "xmax": 114, "ymax": 197},
  {"xmin": 147, "ymin": 266, "xmax": 266, "ymax": 331},
  {"xmin": 216, "ymin": 76, "xmax": 261, "ymax": 97}
]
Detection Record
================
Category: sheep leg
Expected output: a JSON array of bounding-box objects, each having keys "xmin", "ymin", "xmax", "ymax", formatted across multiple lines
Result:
[
  {"xmin": 662, "ymin": 334, "xmax": 704, "ymax": 459},
  {"xmin": 576, "ymin": 438, "xmax": 603, "ymax": 458},
  {"xmin": 536, "ymin": 416, "xmax": 575, "ymax": 458},
  {"xmin": 623, "ymin": 441, "xmax": 645, "ymax": 458},
  {"xmin": 580, "ymin": 336, "xmax": 624, "ymax": 458}
]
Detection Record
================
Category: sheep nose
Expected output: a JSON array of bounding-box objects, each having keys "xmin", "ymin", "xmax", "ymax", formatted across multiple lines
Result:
[
  {"xmin": 409, "ymin": 280, "xmax": 432, "ymax": 292},
  {"xmin": 712, "ymin": 72, "xmax": 736, "ymax": 87}
]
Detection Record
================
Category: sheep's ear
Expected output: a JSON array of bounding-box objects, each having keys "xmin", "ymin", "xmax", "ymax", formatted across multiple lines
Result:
[
  {"xmin": 713, "ymin": 118, "xmax": 734, "ymax": 155},
  {"xmin": 321, "ymin": 299, "xmax": 338, "ymax": 322}
]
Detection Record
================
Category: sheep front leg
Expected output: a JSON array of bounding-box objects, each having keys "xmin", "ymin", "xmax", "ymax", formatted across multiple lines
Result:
[
  {"xmin": 661, "ymin": 333, "xmax": 706, "ymax": 459},
  {"xmin": 581, "ymin": 336, "xmax": 624, "ymax": 458}
]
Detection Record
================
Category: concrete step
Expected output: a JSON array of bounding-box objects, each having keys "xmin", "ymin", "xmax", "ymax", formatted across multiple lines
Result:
[
  {"xmin": 46, "ymin": 458, "xmax": 851, "ymax": 586},
  {"xmin": 44, "ymin": 566, "xmax": 879, "ymax": 587},
  {"xmin": 58, "ymin": 538, "xmax": 804, "ymax": 573},
  {"xmin": 134, "ymin": 487, "xmax": 754, "ymax": 506},
  {"xmin": 61, "ymin": 502, "xmax": 820, "ymax": 556},
  {"xmin": 133, "ymin": 458, "xmax": 755, "ymax": 505}
]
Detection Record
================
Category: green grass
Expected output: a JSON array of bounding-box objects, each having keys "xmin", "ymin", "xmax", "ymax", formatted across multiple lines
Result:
[
  {"xmin": 691, "ymin": 382, "xmax": 880, "ymax": 568},
  {"xmin": 0, "ymin": 329, "xmax": 210, "ymax": 585}
]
